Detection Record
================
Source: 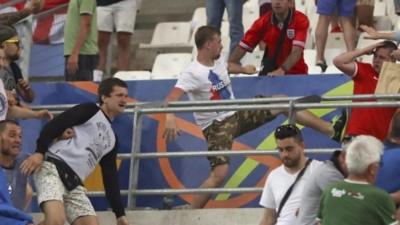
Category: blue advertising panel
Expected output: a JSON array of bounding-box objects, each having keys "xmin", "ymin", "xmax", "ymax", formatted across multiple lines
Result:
[{"xmin": 23, "ymin": 75, "xmax": 352, "ymax": 210}]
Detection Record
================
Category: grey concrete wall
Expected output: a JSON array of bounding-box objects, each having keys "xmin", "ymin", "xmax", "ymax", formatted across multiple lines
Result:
[{"xmin": 32, "ymin": 208, "xmax": 264, "ymax": 225}]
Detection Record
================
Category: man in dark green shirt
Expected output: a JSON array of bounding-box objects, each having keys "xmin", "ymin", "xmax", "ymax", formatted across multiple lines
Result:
[{"xmin": 318, "ymin": 135, "xmax": 397, "ymax": 225}]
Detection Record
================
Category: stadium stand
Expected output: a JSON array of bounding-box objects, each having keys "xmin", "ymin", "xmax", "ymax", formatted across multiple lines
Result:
[
  {"xmin": 20, "ymin": 0, "xmax": 399, "ymax": 79},
  {"xmin": 1, "ymin": 1, "xmax": 399, "ymax": 224},
  {"xmin": 114, "ymin": 70, "xmax": 152, "ymax": 80},
  {"xmin": 151, "ymin": 53, "xmax": 192, "ymax": 79}
]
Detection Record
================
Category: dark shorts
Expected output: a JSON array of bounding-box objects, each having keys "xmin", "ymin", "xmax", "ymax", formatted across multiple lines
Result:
[
  {"xmin": 64, "ymin": 54, "xmax": 99, "ymax": 81},
  {"xmin": 317, "ymin": 0, "xmax": 356, "ymax": 17},
  {"xmin": 202, "ymin": 109, "xmax": 276, "ymax": 169}
]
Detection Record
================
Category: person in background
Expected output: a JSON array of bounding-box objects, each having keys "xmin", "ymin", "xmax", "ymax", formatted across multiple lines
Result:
[
  {"xmin": 64, "ymin": 0, "xmax": 98, "ymax": 81},
  {"xmin": 95, "ymin": 0, "xmax": 139, "ymax": 81},
  {"xmin": 259, "ymin": 124, "xmax": 321, "ymax": 225},
  {"xmin": 333, "ymin": 41, "xmax": 398, "ymax": 141},
  {"xmin": 297, "ymin": 148, "xmax": 347, "ymax": 225},
  {"xmin": 229, "ymin": 0, "xmax": 309, "ymax": 76},
  {"xmin": 0, "ymin": 165, "xmax": 33, "ymax": 225},
  {"xmin": 355, "ymin": 0, "xmax": 374, "ymax": 29},
  {"xmin": 0, "ymin": 120, "xmax": 32, "ymax": 211},
  {"xmin": 206, "ymin": 0, "xmax": 244, "ymax": 53},
  {"xmin": 314, "ymin": 0, "xmax": 356, "ymax": 72},
  {"xmin": 0, "ymin": 25, "xmax": 34, "ymax": 103},
  {"xmin": 376, "ymin": 111, "xmax": 400, "ymax": 204},
  {"xmin": 318, "ymin": 135, "xmax": 397, "ymax": 225}
]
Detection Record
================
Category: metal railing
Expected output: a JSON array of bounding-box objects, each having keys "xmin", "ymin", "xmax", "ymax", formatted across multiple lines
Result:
[
  {"xmin": 121, "ymin": 94, "xmax": 400, "ymax": 208},
  {"xmin": 30, "ymin": 94, "xmax": 400, "ymax": 208}
]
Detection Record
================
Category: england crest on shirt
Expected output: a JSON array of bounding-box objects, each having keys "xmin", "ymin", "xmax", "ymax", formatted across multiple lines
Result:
[{"xmin": 287, "ymin": 29, "xmax": 295, "ymax": 39}]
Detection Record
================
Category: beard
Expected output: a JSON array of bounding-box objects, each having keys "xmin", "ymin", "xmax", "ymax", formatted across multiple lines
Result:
[
  {"xmin": 8, "ymin": 54, "xmax": 19, "ymax": 61},
  {"xmin": 282, "ymin": 156, "xmax": 300, "ymax": 168}
]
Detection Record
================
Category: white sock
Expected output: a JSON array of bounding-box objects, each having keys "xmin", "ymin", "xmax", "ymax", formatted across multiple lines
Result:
[{"xmin": 93, "ymin": 70, "xmax": 103, "ymax": 82}]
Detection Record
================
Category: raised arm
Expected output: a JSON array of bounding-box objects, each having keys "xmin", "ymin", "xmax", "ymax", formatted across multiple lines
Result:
[
  {"xmin": 361, "ymin": 25, "xmax": 398, "ymax": 42},
  {"xmin": 0, "ymin": 0, "xmax": 42, "ymax": 25},
  {"xmin": 333, "ymin": 42, "xmax": 383, "ymax": 76}
]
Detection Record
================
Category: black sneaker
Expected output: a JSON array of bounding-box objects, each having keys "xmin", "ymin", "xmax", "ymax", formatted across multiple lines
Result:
[
  {"xmin": 316, "ymin": 60, "xmax": 328, "ymax": 73},
  {"xmin": 331, "ymin": 109, "xmax": 348, "ymax": 142}
]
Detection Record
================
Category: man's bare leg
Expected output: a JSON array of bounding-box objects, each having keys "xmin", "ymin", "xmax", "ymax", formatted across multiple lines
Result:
[{"xmin": 191, "ymin": 163, "xmax": 229, "ymax": 209}]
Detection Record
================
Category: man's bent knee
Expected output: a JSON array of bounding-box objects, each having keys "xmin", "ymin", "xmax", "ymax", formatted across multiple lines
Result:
[{"xmin": 209, "ymin": 156, "xmax": 229, "ymax": 170}]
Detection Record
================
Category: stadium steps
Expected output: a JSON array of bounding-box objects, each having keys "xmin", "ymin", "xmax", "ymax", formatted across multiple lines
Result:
[{"xmin": 32, "ymin": 208, "xmax": 264, "ymax": 225}]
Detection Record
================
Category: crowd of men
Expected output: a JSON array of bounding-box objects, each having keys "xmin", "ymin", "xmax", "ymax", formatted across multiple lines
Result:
[{"xmin": 1, "ymin": 0, "xmax": 400, "ymax": 225}]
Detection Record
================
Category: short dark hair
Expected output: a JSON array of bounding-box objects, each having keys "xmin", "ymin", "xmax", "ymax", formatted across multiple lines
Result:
[
  {"xmin": 375, "ymin": 40, "xmax": 398, "ymax": 54},
  {"xmin": 0, "ymin": 119, "xmax": 19, "ymax": 134},
  {"xmin": 98, "ymin": 78, "xmax": 127, "ymax": 105},
  {"xmin": 194, "ymin": 25, "xmax": 221, "ymax": 49},
  {"xmin": 274, "ymin": 124, "xmax": 303, "ymax": 143},
  {"xmin": 0, "ymin": 25, "xmax": 17, "ymax": 45},
  {"xmin": 389, "ymin": 111, "xmax": 400, "ymax": 138}
]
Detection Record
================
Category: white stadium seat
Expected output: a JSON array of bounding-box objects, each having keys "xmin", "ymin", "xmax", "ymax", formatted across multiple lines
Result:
[
  {"xmin": 114, "ymin": 71, "xmax": 152, "ymax": 80},
  {"xmin": 151, "ymin": 53, "xmax": 192, "ymax": 79},
  {"xmin": 140, "ymin": 22, "xmax": 192, "ymax": 48}
]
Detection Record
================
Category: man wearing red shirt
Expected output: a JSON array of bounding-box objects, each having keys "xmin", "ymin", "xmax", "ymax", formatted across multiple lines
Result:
[
  {"xmin": 333, "ymin": 41, "xmax": 398, "ymax": 141},
  {"xmin": 228, "ymin": 0, "xmax": 308, "ymax": 76}
]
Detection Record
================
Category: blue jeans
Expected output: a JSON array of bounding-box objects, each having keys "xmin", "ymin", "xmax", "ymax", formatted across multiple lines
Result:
[{"xmin": 206, "ymin": 0, "xmax": 244, "ymax": 53}]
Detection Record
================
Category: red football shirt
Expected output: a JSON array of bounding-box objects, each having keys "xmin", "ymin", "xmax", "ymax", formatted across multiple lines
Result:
[
  {"xmin": 239, "ymin": 10, "xmax": 309, "ymax": 75},
  {"xmin": 346, "ymin": 62, "xmax": 397, "ymax": 140}
]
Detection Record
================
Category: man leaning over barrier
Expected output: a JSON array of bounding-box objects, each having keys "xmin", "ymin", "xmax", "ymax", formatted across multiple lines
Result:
[
  {"xmin": 20, "ymin": 78, "xmax": 130, "ymax": 225},
  {"xmin": 162, "ymin": 25, "xmax": 347, "ymax": 209}
]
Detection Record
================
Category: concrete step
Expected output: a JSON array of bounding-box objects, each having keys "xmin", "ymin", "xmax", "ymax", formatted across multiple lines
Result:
[{"xmin": 32, "ymin": 208, "xmax": 264, "ymax": 225}]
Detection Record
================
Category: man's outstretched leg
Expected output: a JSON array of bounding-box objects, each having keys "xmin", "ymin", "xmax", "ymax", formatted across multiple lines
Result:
[
  {"xmin": 274, "ymin": 108, "xmax": 348, "ymax": 142},
  {"xmin": 269, "ymin": 95, "xmax": 348, "ymax": 142}
]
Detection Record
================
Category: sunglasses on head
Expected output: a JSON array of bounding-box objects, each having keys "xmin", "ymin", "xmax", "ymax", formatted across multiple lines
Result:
[
  {"xmin": 3, "ymin": 39, "xmax": 20, "ymax": 46},
  {"xmin": 274, "ymin": 124, "xmax": 301, "ymax": 139}
]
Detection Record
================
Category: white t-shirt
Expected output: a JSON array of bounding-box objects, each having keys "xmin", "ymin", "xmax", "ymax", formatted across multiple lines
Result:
[
  {"xmin": 259, "ymin": 160, "xmax": 322, "ymax": 225},
  {"xmin": 175, "ymin": 59, "xmax": 235, "ymax": 129}
]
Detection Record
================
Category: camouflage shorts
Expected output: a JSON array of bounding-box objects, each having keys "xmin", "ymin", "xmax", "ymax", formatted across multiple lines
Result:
[{"xmin": 202, "ymin": 109, "xmax": 276, "ymax": 169}]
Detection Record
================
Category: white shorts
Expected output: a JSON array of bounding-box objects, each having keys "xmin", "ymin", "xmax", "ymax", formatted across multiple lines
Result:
[
  {"xmin": 34, "ymin": 161, "xmax": 96, "ymax": 224},
  {"xmin": 97, "ymin": 0, "xmax": 138, "ymax": 33}
]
